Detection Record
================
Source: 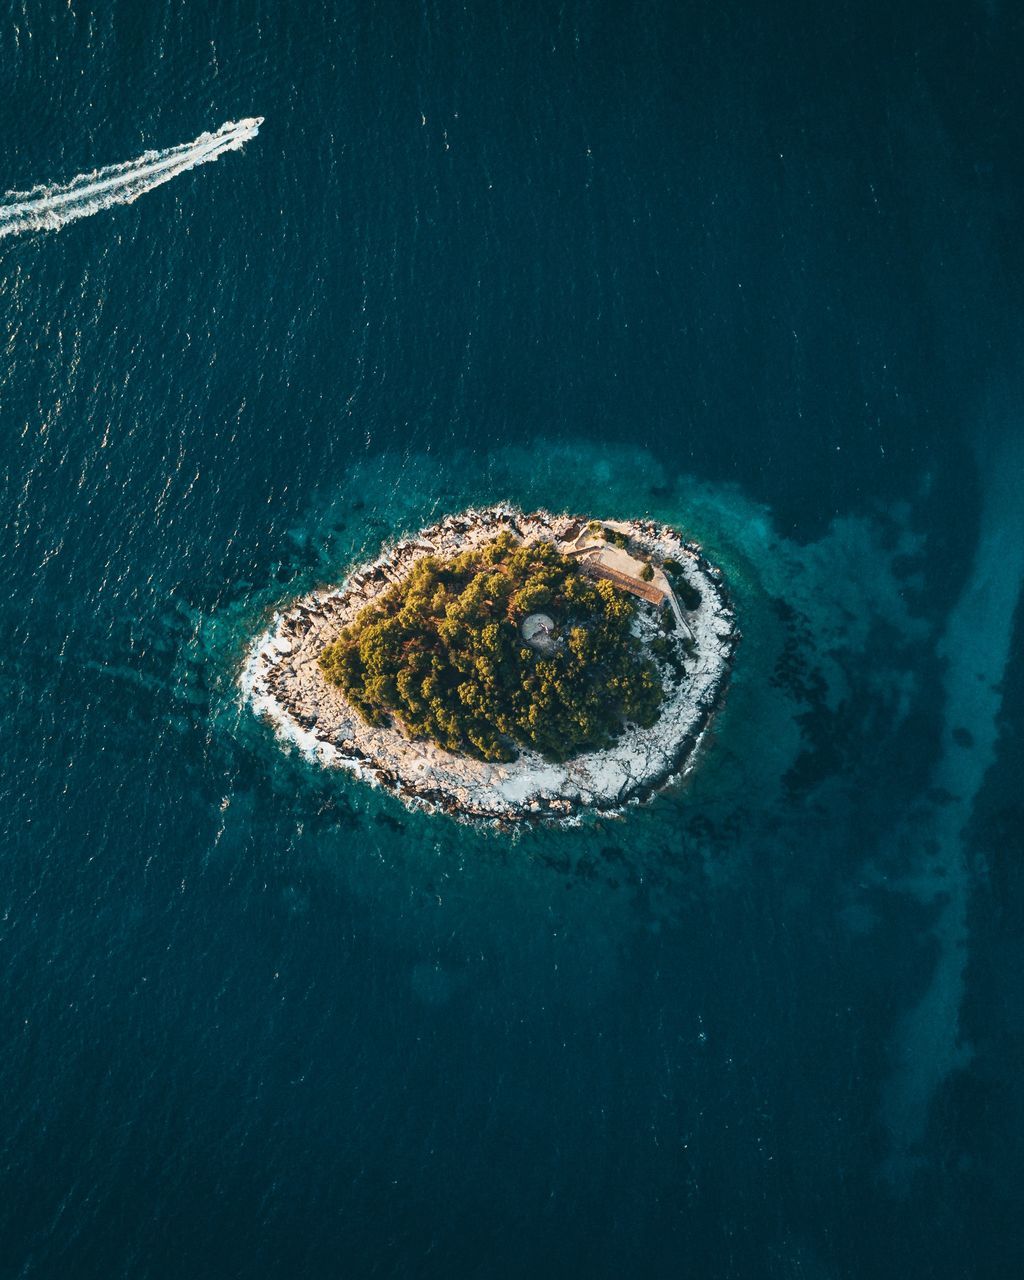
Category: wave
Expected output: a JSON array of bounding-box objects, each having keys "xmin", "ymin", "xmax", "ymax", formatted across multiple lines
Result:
[{"xmin": 0, "ymin": 117, "xmax": 263, "ymax": 239}]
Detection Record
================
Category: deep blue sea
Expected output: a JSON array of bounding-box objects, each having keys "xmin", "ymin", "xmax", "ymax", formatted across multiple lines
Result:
[{"xmin": 2, "ymin": 3, "xmax": 1023, "ymax": 1276}]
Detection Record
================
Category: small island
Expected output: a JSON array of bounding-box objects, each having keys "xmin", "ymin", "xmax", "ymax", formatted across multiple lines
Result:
[{"xmin": 243, "ymin": 507, "xmax": 738, "ymax": 824}]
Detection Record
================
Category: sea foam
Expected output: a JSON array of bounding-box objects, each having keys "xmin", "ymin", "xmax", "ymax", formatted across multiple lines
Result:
[{"xmin": 0, "ymin": 117, "xmax": 262, "ymax": 239}]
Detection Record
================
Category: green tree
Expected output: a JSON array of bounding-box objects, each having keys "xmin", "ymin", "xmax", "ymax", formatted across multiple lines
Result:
[{"xmin": 318, "ymin": 534, "xmax": 667, "ymax": 762}]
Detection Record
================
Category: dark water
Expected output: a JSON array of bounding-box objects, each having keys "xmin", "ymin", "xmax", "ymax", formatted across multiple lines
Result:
[{"xmin": 2, "ymin": 3, "xmax": 1023, "ymax": 1276}]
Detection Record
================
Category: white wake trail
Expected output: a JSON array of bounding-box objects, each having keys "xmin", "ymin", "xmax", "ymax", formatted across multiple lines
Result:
[{"xmin": 0, "ymin": 117, "xmax": 263, "ymax": 239}]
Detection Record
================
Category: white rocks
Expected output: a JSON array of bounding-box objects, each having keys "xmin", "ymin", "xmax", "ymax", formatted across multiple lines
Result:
[{"xmin": 240, "ymin": 506, "xmax": 738, "ymax": 825}]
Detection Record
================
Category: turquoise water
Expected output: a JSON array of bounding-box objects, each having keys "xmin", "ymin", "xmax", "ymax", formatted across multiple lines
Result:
[{"xmin": 2, "ymin": 3, "xmax": 1023, "ymax": 1276}]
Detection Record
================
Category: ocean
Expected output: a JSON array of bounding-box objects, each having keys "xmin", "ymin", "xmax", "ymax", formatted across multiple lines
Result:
[{"xmin": 1, "ymin": 2, "xmax": 1022, "ymax": 1276}]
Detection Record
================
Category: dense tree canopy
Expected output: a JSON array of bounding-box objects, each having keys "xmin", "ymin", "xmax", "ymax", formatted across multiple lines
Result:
[{"xmin": 318, "ymin": 533, "xmax": 664, "ymax": 762}]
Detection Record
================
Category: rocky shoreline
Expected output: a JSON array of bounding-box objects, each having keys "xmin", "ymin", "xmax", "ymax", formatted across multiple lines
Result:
[{"xmin": 241, "ymin": 506, "xmax": 739, "ymax": 825}]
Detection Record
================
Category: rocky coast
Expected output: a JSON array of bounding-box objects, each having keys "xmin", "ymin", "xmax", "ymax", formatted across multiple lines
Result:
[{"xmin": 241, "ymin": 506, "xmax": 739, "ymax": 825}]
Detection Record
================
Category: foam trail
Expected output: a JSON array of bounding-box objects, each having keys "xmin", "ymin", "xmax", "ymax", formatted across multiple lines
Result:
[{"xmin": 0, "ymin": 118, "xmax": 262, "ymax": 239}]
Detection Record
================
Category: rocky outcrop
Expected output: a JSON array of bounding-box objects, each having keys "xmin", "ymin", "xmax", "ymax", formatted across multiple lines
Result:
[{"xmin": 241, "ymin": 506, "xmax": 738, "ymax": 825}]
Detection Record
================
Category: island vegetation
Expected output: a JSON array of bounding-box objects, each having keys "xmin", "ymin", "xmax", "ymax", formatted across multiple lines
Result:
[{"xmin": 318, "ymin": 532, "xmax": 665, "ymax": 762}]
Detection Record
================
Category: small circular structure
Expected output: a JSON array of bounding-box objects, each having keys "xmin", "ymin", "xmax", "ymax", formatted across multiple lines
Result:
[{"xmin": 521, "ymin": 612, "xmax": 556, "ymax": 653}]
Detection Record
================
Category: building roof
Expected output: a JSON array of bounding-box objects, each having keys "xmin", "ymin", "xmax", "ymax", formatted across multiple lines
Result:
[
  {"xmin": 521, "ymin": 612, "xmax": 557, "ymax": 653},
  {"xmin": 578, "ymin": 559, "xmax": 668, "ymax": 606}
]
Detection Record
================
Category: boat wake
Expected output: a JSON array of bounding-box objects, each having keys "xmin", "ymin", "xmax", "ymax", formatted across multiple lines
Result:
[{"xmin": 0, "ymin": 117, "xmax": 263, "ymax": 239}]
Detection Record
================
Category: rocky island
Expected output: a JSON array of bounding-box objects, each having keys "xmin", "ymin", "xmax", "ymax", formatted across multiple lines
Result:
[{"xmin": 243, "ymin": 506, "xmax": 738, "ymax": 824}]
